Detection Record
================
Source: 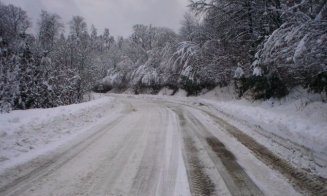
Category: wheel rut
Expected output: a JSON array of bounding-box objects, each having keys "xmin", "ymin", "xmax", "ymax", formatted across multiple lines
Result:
[
  {"xmin": 201, "ymin": 109, "xmax": 327, "ymax": 196},
  {"xmin": 177, "ymin": 108, "xmax": 263, "ymax": 196},
  {"xmin": 178, "ymin": 112, "xmax": 216, "ymax": 196},
  {"xmin": 206, "ymin": 136, "xmax": 257, "ymax": 193}
]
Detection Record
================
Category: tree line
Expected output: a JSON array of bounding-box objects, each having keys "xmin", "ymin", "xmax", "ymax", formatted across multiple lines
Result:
[
  {"xmin": 177, "ymin": 0, "xmax": 327, "ymax": 98},
  {"xmin": 97, "ymin": 0, "xmax": 326, "ymax": 99},
  {"xmin": 0, "ymin": 2, "xmax": 115, "ymax": 112},
  {"xmin": 1, "ymin": 0, "xmax": 326, "ymax": 112}
]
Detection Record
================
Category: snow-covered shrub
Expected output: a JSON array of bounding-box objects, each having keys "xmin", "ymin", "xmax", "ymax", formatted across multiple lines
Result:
[
  {"xmin": 178, "ymin": 66, "xmax": 202, "ymax": 95},
  {"xmin": 234, "ymin": 66, "xmax": 245, "ymax": 79},
  {"xmin": 100, "ymin": 69, "xmax": 126, "ymax": 89},
  {"xmin": 170, "ymin": 41, "xmax": 200, "ymax": 73},
  {"xmin": 116, "ymin": 56, "xmax": 135, "ymax": 70},
  {"xmin": 234, "ymin": 64, "xmax": 288, "ymax": 100},
  {"xmin": 169, "ymin": 41, "xmax": 204, "ymax": 94},
  {"xmin": 256, "ymin": 20, "xmax": 327, "ymax": 88},
  {"xmin": 0, "ymin": 100, "xmax": 11, "ymax": 113},
  {"xmin": 253, "ymin": 66, "xmax": 263, "ymax": 77},
  {"xmin": 233, "ymin": 66, "xmax": 247, "ymax": 97},
  {"xmin": 242, "ymin": 70, "xmax": 288, "ymax": 100},
  {"xmin": 308, "ymin": 71, "xmax": 327, "ymax": 96},
  {"xmin": 130, "ymin": 64, "xmax": 160, "ymax": 90},
  {"xmin": 95, "ymin": 56, "xmax": 137, "ymax": 92}
]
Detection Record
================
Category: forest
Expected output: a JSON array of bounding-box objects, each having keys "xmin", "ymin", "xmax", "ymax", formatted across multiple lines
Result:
[{"xmin": 0, "ymin": 0, "xmax": 326, "ymax": 112}]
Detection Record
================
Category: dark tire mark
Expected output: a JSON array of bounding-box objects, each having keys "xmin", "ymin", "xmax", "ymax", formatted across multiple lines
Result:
[
  {"xmin": 203, "ymin": 102, "xmax": 327, "ymax": 172},
  {"xmin": 178, "ymin": 112, "xmax": 216, "ymax": 196},
  {"xmin": 206, "ymin": 137, "xmax": 259, "ymax": 193},
  {"xmin": 178, "ymin": 109, "xmax": 264, "ymax": 196},
  {"xmin": 183, "ymin": 134, "xmax": 216, "ymax": 196},
  {"xmin": 186, "ymin": 112, "xmax": 263, "ymax": 196},
  {"xmin": 203, "ymin": 110, "xmax": 327, "ymax": 196}
]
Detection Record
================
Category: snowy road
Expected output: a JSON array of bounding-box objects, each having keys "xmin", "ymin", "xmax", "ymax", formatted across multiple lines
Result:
[{"xmin": 0, "ymin": 95, "xmax": 326, "ymax": 196}]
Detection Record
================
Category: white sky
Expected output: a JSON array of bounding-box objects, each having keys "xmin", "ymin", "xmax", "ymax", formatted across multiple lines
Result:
[{"xmin": 1, "ymin": 0, "xmax": 190, "ymax": 37}]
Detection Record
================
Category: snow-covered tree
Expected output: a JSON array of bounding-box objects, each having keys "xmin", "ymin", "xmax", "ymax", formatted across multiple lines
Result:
[
  {"xmin": 0, "ymin": 39, "xmax": 20, "ymax": 112},
  {"xmin": 67, "ymin": 16, "xmax": 94, "ymax": 97},
  {"xmin": 38, "ymin": 10, "xmax": 63, "ymax": 52},
  {"xmin": 15, "ymin": 34, "xmax": 40, "ymax": 109},
  {"xmin": 102, "ymin": 28, "xmax": 115, "ymax": 51},
  {"xmin": 0, "ymin": 3, "xmax": 30, "ymax": 44}
]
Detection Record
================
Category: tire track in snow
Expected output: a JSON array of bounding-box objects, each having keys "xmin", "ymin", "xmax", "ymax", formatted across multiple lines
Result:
[
  {"xmin": 177, "ymin": 111, "xmax": 216, "ymax": 196},
  {"xmin": 200, "ymin": 109, "xmax": 327, "ymax": 196},
  {"xmin": 0, "ymin": 99, "xmax": 192, "ymax": 196},
  {"xmin": 80, "ymin": 111, "xmax": 149, "ymax": 195},
  {"xmin": 178, "ymin": 108, "xmax": 263, "ymax": 196},
  {"xmin": 128, "ymin": 107, "xmax": 168, "ymax": 195}
]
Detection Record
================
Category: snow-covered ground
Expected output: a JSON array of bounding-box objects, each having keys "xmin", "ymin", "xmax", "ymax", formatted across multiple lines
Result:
[
  {"xmin": 198, "ymin": 86, "xmax": 327, "ymax": 178},
  {"xmin": 0, "ymin": 88, "xmax": 326, "ymax": 195},
  {"xmin": 0, "ymin": 96, "xmax": 192, "ymax": 196},
  {"xmin": 0, "ymin": 96, "xmax": 129, "ymax": 187}
]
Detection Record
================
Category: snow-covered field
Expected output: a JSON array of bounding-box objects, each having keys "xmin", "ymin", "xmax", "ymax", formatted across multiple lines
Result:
[{"xmin": 0, "ymin": 89, "xmax": 326, "ymax": 195}]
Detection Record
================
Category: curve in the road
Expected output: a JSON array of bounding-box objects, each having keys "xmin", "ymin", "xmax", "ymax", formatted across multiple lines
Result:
[{"xmin": 1, "ymin": 96, "xmax": 326, "ymax": 196}]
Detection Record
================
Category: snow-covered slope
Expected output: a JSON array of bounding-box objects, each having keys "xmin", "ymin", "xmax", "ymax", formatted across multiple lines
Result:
[
  {"xmin": 0, "ymin": 97, "xmax": 120, "ymax": 172},
  {"xmin": 199, "ymin": 87, "xmax": 327, "ymax": 177}
]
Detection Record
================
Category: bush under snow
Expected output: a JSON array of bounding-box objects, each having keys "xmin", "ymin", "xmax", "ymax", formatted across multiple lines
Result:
[{"xmin": 256, "ymin": 20, "xmax": 327, "ymax": 87}]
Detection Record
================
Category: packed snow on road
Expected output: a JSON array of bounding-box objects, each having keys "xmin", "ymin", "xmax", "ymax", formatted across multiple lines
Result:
[
  {"xmin": 1, "ymin": 1, "xmax": 326, "ymax": 195},
  {"xmin": 0, "ymin": 90, "xmax": 326, "ymax": 196}
]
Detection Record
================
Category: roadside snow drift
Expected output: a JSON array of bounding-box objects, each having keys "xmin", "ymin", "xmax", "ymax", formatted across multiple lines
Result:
[{"xmin": 0, "ymin": 97, "xmax": 117, "ymax": 170}]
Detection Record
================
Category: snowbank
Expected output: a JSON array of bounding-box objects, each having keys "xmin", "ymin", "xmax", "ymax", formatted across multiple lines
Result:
[
  {"xmin": 200, "ymin": 85, "xmax": 236, "ymax": 100},
  {"xmin": 200, "ymin": 87, "xmax": 327, "ymax": 177},
  {"xmin": 174, "ymin": 89, "xmax": 188, "ymax": 97},
  {"xmin": 158, "ymin": 87, "xmax": 175, "ymax": 96},
  {"xmin": 0, "ymin": 96, "xmax": 116, "ymax": 171}
]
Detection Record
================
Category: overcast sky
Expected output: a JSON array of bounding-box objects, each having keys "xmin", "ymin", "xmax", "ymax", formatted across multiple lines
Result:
[{"xmin": 2, "ymin": 0, "xmax": 190, "ymax": 37}]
